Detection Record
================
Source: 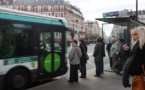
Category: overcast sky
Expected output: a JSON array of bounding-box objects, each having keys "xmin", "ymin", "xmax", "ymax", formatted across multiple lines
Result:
[{"xmin": 68, "ymin": 0, "xmax": 145, "ymax": 36}]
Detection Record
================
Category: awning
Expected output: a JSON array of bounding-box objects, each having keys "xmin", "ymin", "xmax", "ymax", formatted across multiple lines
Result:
[{"xmin": 67, "ymin": 38, "xmax": 73, "ymax": 42}]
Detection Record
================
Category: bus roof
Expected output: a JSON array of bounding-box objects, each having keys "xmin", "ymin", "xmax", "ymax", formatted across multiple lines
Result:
[{"xmin": 0, "ymin": 7, "xmax": 67, "ymax": 26}]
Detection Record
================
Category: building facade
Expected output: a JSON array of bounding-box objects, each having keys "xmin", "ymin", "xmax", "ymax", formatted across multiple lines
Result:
[
  {"xmin": 0, "ymin": 0, "xmax": 85, "ymax": 41},
  {"xmin": 84, "ymin": 21, "xmax": 102, "ymax": 41}
]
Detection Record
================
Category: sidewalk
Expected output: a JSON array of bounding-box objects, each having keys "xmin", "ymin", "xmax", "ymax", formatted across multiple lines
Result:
[
  {"xmin": 28, "ymin": 63, "xmax": 131, "ymax": 90},
  {"xmin": 75, "ymin": 64, "xmax": 130, "ymax": 90}
]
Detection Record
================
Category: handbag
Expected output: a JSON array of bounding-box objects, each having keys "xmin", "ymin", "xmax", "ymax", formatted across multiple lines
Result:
[
  {"xmin": 132, "ymin": 65, "xmax": 145, "ymax": 90},
  {"xmin": 82, "ymin": 45, "xmax": 89, "ymax": 60}
]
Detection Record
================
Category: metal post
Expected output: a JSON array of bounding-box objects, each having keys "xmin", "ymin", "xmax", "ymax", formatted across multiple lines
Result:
[
  {"xmin": 127, "ymin": 20, "xmax": 131, "ymax": 46},
  {"xmin": 102, "ymin": 24, "xmax": 103, "ymax": 39},
  {"xmin": 136, "ymin": 0, "xmax": 138, "ymax": 20}
]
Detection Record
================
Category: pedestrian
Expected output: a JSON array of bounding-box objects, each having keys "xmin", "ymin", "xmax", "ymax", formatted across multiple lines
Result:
[
  {"xmin": 68, "ymin": 40, "xmax": 82, "ymax": 83},
  {"xmin": 79, "ymin": 39, "xmax": 88, "ymax": 78},
  {"xmin": 122, "ymin": 26, "xmax": 145, "ymax": 89},
  {"xmin": 115, "ymin": 38, "xmax": 128, "ymax": 75},
  {"xmin": 106, "ymin": 39, "xmax": 113, "ymax": 68},
  {"xmin": 93, "ymin": 38, "xmax": 103, "ymax": 77},
  {"xmin": 98, "ymin": 37, "xmax": 105, "ymax": 74},
  {"xmin": 110, "ymin": 38, "xmax": 120, "ymax": 72}
]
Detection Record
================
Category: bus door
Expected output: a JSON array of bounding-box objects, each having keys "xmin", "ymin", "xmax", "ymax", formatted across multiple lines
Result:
[{"xmin": 39, "ymin": 31, "xmax": 64, "ymax": 76}]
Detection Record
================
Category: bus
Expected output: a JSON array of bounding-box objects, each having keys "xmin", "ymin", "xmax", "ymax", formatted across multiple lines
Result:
[{"xmin": 0, "ymin": 7, "xmax": 68, "ymax": 90}]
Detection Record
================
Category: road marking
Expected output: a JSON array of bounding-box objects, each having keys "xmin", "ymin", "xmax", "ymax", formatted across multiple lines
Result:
[{"xmin": 87, "ymin": 61, "xmax": 95, "ymax": 66}]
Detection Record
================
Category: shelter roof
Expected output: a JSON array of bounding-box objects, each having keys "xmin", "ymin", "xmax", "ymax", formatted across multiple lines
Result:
[{"xmin": 95, "ymin": 17, "xmax": 131, "ymax": 24}]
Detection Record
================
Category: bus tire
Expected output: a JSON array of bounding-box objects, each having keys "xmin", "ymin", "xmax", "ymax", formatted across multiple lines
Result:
[{"xmin": 5, "ymin": 68, "xmax": 30, "ymax": 90}]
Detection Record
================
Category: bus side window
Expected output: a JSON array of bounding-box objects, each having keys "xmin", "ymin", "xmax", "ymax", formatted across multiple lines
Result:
[
  {"xmin": 40, "ymin": 32, "xmax": 51, "ymax": 52},
  {"xmin": 0, "ymin": 45, "xmax": 15, "ymax": 58}
]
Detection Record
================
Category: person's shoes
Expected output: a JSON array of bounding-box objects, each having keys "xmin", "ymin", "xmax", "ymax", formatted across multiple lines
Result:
[
  {"xmin": 116, "ymin": 72, "xmax": 120, "ymax": 75},
  {"xmin": 80, "ymin": 76, "xmax": 86, "ymax": 78},
  {"xmin": 68, "ymin": 80, "xmax": 74, "ymax": 83},
  {"xmin": 94, "ymin": 75, "xmax": 100, "ymax": 77},
  {"xmin": 74, "ymin": 81, "xmax": 78, "ymax": 83}
]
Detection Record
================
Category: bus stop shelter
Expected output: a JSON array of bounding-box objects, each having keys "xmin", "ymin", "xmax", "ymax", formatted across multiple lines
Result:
[{"xmin": 95, "ymin": 17, "xmax": 145, "ymax": 46}]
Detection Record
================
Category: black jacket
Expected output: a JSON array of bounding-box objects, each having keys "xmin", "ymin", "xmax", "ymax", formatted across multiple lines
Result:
[
  {"xmin": 106, "ymin": 43, "xmax": 112, "ymax": 55},
  {"xmin": 79, "ymin": 44, "xmax": 87, "ymax": 64},
  {"xmin": 122, "ymin": 41, "xmax": 145, "ymax": 87},
  {"xmin": 128, "ymin": 41, "xmax": 145, "ymax": 76}
]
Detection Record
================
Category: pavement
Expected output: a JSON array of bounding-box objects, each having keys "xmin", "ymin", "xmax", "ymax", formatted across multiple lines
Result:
[
  {"xmin": 28, "ymin": 44, "xmax": 131, "ymax": 90},
  {"xmin": 28, "ymin": 62, "xmax": 131, "ymax": 90}
]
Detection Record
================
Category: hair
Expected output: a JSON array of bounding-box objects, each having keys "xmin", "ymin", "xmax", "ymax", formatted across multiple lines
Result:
[
  {"xmin": 118, "ymin": 38, "xmax": 124, "ymax": 43},
  {"xmin": 98, "ymin": 37, "xmax": 103, "ymax": 42},
  {"xmin": 96, "ymin": 38, "xmax": 101, "ymax": 42},
  {"xmin": 131, "ymin": 26, "xmax": 145, "ymax": 49},
  {"xmin": 73, "ymin": 40, "xmax": 78, "ymax": 44},
  {"xmin": 79, "ymin": 39, "xmax": 84, "ymax": 44}
]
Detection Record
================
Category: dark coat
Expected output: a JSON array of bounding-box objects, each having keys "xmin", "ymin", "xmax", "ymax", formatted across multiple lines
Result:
[
  {"xmin": 106, "ymin": 43, "xmax": 112, "ymax": 56},
  {"xmin": 93, "ymin": 42, "xmax": 103, "ymax": 62},
  {"xmin": 122, "ymin": 41, "xmax": 145, "ymax": 87},
  {"xmin": 102, "ymin": 42, "xmax": 106, "ymax": 57},
  {"xmin": 79, "ymin": 44, "xmax": 87, "ymax": 64},
  {"xmin": 128, "ymin": 41, "xmax": 145, "ymax": 76}
]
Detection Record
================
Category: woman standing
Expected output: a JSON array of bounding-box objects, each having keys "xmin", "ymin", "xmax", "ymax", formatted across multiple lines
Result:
[
  {"xmin": 79, "ymin": 39, "xmax": 88, "ymax": 78},
  {"xmin": 68, "ymin": 40, "xmax": 82, "ymax": 83},
  {"xmin": 122, "ymin": 26, "xmax": 145, "ymax": 89}
]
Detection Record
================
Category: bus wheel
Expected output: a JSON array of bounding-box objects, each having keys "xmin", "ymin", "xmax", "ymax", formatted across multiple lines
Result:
[{"xmin": 6, "ymin": 69, "xmax": 30, "ymax": 90}]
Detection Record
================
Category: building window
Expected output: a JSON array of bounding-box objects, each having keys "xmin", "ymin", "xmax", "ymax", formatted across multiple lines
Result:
[
  {"xmin": 48, "ymin": 6, "xmax": 51, "ymax": 11},
  {"xmin": 61, "ymin": 13, "xmax": 63, "ymax": 17},
  {"xmin": 55, "ymin": 13, "xmax": 58, "ymax": 17},
  {"xmin": 21, "ymin": 7, "xmax": 24, "ymax": 11},
  {"xmin": 44, "ymin": 6, "xmax": 48, "ymax": 11},
  {"xmin": 60, "ymin": 5, "xmax": 64, "ymax": 11},
  {"xmin": 54, "ymin": 5, "xmax": 58, "ymax": 11},
  {"xmin": 6, "ymin": 1, "xmax": 9, "ymax": 4}
]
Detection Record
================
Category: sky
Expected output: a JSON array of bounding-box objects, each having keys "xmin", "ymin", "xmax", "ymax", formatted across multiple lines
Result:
[{"xmin": 68, "ymin": 0, "xmax": 145, "ymax": 36}]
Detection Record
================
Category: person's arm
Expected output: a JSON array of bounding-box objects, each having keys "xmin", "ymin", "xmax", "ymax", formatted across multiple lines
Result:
[
  {"xmin": 77, "ymin": 47, "xmax": 82, "ymax": 58},
  {"xmin": 85, "ymin": 45, "xmax": 87, "ymax": 53},
  {"xmin": 93, "ymin": 44, "xmax": 97, "ymax": 57},
  {"xmin": 68, "ymin": 48, "xmax": 74, "ymax": 61},
  {"xmin": 123, "ymin": 44, "xmax": 130, "ymax": 56}
]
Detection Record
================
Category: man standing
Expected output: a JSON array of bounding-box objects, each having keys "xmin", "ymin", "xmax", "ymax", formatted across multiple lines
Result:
[
  {"xmin": 68, "ymin": 40, "xmax": 82, "ymax": 83},
  {"xmin": 106, "ymin": 39, "xmax": 112, "ymax": 68},
  {"xmin": 93, "ymin": 38, "xmax": 103, "ymax": 77},
  {"xmin": 110, "ymin": 38, "xmax": 120, "ymax": 72},
  {"xmin": 79, "ymin": 39, "xmax": 88, "ymax": 78}
]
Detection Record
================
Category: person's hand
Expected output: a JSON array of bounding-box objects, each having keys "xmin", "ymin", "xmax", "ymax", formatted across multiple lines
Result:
[{"xmin": 123, "ymin": 44, "xmax": 129, "ymax": 51}]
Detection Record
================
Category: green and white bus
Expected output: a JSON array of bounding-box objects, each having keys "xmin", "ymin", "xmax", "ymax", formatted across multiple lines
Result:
[{"xmin": 0, "ymin": 7, "xmax": 68, "ymax": 90}]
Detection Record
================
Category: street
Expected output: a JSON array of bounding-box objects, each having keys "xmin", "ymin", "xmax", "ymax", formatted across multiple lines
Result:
[{"xmin": 27, "ymin": 44, "xmax": 130, "ymax": 90}]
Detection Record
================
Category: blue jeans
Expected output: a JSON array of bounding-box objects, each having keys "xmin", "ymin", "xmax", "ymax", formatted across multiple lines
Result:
[
  {"xmin": 95, "ymin": 62, "xmax": 101, "ymax": 76},
  {"xmin": 80, "ymin": 64, "xmax": 86, "ymax": 77}
]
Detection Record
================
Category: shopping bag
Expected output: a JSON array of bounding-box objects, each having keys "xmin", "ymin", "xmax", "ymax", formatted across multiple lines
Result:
[
  {"xmin": 132, "ymin": 65, "xmax": 145, "ymax": 90},
  {"xmin": 132, "ymin": 76, "xmax": 145, "ymax": 90}
]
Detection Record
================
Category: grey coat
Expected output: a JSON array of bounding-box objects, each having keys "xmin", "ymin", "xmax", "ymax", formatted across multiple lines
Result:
[
  {"xmin": 110, "ymin": 41, "xmax": 120, "ymax": 57},
  {"xmin": 68, "ymin": 46, "xmax": 82, "ymax": 65},
  {"xmin": 93, "ymin": 42, "xmax": 103, "ymax": 62}
]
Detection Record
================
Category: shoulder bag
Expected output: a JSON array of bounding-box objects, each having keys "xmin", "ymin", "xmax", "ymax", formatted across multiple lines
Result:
[
  {"xmin": 132, "ymin": 65, "xmax": 145, "ymax": 90},
  {"xmin": 82, "ymin": 45, "xmax": 89, "ymax": 60}
]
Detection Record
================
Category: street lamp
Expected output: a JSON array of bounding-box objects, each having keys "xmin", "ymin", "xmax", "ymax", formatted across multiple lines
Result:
[{"xmin": 136, "ymin": 0, "xmax": 138, "ymax": 20}]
